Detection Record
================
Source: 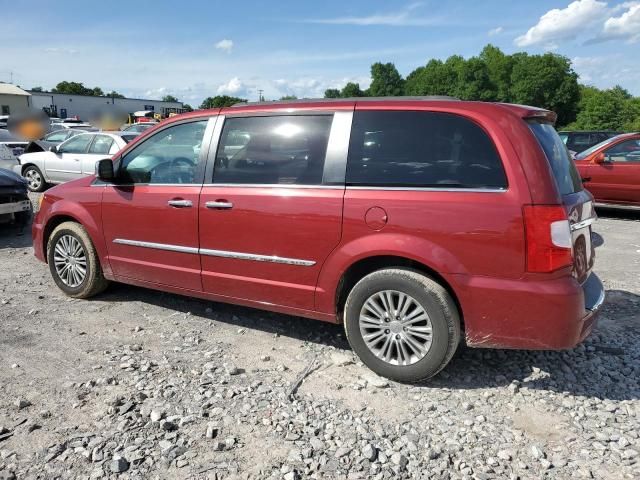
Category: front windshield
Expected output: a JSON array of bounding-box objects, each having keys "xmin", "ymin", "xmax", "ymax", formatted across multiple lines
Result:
[{"xmin": 575, "ymin": 136, "xmax": 619, "ymax": 159}]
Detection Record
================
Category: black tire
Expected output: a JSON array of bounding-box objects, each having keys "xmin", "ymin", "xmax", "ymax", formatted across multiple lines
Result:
[
  {"xmin": 46, "ymin": 221, "xmax": 109, "ymax": 298},
  {"xmin": 23, "ymin": 165, "xmax": 48, "ymax": 192},
  {"xmin": 344, "ymin": 268, "xmax": 460, "ymax": 383}
]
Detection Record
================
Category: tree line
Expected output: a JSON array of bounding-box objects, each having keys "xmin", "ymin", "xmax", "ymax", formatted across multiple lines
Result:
[{"xmin": 324, "ymin": 45, "xmax": 640, "ymax": 131}]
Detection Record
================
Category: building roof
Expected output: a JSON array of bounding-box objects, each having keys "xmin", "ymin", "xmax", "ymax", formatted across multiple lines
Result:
[{"xmin": 0, "ymin": 83, "xmax": 31, "ymax": 96}]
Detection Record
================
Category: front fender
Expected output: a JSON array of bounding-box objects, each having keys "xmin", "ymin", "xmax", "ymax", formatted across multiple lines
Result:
[
  {"xmin": 41, "ymin": 193, "xmax": 111, "ymax": 276},
  {"xmin": 315, "ymin": 232, "xmax": 466, "ymax": 314}
]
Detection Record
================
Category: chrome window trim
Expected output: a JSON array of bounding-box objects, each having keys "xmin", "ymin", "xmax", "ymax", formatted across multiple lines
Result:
[
  {"xmin": 202, "ymin": 183, "xmax": 343, "ymax": 190},
  {"xmin": 92, "ymin": 182, "xmax": 204, "ymax": 187},
  {"xmin": 112, "ymin": 239, "xmax": 316, "ymax": 266},
  {"xmin": 345, "ymin": 186, "xmax": 507, "ymax": 193}
]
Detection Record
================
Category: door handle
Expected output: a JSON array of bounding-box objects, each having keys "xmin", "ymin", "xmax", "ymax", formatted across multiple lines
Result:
[
  {"xmin": 205, "ymin": 200, "xmax": 233, "ymax": 209},
  {"xmin": 167, "ymin": 199, "xmax": 193, "ymax": 208}
]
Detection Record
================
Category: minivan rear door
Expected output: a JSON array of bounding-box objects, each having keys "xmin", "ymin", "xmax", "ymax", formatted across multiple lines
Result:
[
  {"xmin": 528, "ymin": 122, "xmax": 596, "ymax": 283},
  {"xmin": 198, "ymin": 111, "xmax": 352, "ymax": 311}
]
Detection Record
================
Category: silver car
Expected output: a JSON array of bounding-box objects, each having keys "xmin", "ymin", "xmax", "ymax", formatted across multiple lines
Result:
[{"xmin": 15, "ymin": 132, "xmax": 135, "ymax": 192}]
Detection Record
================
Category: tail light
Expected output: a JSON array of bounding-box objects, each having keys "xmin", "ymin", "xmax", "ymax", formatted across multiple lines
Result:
[{"xmin": 523, "ymin": 205, "xmax": 573, "ymax": 273}]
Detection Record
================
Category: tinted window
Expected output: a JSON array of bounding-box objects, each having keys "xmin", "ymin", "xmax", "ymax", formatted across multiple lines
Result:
[
  {"xmin": 88, "ymin": 135, "xmax": 114, "ymax": 155},
  {"xmin": 59, "ymin": 134, "xmax": 93, "ymax": 154},
  {"xmin": 604, "ymin": 139, "xmax": 640, "ymax": 162},
  {"xmin": 119, "ymin": 120, "xmax": 207, "ymax": 184},
  {"xmin": 214, "ymin": 115, "xmax": 333, "ymax": 185},
  {"xmin": 528, "ymin": 122, "xmax": 583, "ymax": 195},
  {"xmin": 346, "ymin": 111, "xmax": 507, "ymax": 189}
]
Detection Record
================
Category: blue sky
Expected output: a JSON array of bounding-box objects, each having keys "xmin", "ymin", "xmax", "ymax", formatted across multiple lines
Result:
[{"xmin": 1, "ymin": 0, "xmax": 639, "ymax": 105}]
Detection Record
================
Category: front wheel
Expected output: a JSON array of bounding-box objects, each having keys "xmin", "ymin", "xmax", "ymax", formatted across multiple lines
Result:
[
  {"xmin": 344, "ymin": 269, "xmax": 460, "ymax": 383},
  {"xmin": 23, "ymin": 165, "xmax": 47, "ymax": 192},
  {"xmin": 47, "ymin": 221, "xmax": 109, "ymax": 298}
]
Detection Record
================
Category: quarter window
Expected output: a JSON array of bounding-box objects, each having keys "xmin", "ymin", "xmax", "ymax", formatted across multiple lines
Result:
[
  {"xmin": 58, "ymin": 134, "xmax": 92, "ymax": 154},
  {"xmin": 347, "ymin": 111, "xmax": 507, "ymax": 188},
  {"xmin": 119, "ymin": 120, "xmax": 207, "ymax": 184},
  {"xmin": 213, "ymin": 115, "xmax": 333, "ymax": 185}
]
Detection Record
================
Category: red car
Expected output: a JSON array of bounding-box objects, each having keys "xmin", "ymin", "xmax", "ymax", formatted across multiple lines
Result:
[
  {"xmin": 32, "ymin": 98, "xmax": 604, "ymax": 382},
  {"xmin": 574, "ymin": 133, "xmax": 640, "ymax": 208}
]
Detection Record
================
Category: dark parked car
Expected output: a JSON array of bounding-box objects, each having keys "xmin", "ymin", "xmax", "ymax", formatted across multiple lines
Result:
[
  {"xmin": 32, "ymin": 98, "xmax": 603, "ymax": 382},
  {"xmin": 558, "ymin": 130, "xmax": 620, "ymax": 154},
  {"xmin": 0, "ymin": 168, "xmax": 31, "ymax": 225}
]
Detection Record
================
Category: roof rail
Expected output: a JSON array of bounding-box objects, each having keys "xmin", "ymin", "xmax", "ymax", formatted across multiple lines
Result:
[{"xmin": 231, "ymin": 95, "xmax": 460, "ymax": 107}]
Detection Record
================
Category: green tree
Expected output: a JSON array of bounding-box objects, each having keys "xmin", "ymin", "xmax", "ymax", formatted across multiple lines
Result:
[
  {"xmin": 30, "ymin": 86, "xmax": 43, "ymax": 92},
  {"xmin": 509, "ymin": 52, "xmax": 580, "ymax": 126},
  {"xmin": 182, "ymin": 104, "xmax": 194, "ymax": 112},
  {"xmin": 199, "ymin": 95, "xmax": 247, "ymax": 109},
  {"xmin": 368, "ymin": 62, "xmax": 404, "ymax": 96},
  {"xmin": 324, "ymin": 88, "xmax": 341, "ymax": 98},
  {"xmin": 162, "ymin": 95, "xmax": 179, "ymax": 102},
  {"xmin": 341, "ymin": 82, "xmax": 366, "ymax": 97},
  {"xmin": 449, "ymin": 56, "xmax": 495, "ymax": 101},
  {"xmin": 51, "ymin": 81, "xmax": 93, "ymax": 95},
  {"xmin": 107, "ymin": 91, "xmax": 125, "ymax": 99},
  {"xmin": 479, "ymin": 44, "xmax": 513, "ymax": 102},
  {"xmin": 91, "ymin": 87, "xmax": 104, "ymax": 96},
  {"xmin": 279, "ymin": 95, "xmax": 298, "ymax": 100},
  {"xmin": 404, "ymin": 59, "xmax": 457, "ymax": 96},
  {"xmin": 569, "ymin": 85, "xmax": 634, "ymax": 130}
]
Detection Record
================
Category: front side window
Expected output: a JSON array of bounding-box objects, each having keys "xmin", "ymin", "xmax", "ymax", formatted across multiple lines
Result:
[
  {"xmin": 119, "ymin": 120, "xmax": 207, "ymax": 184},
  {"xmin": 58, "ymin": 134, "xmax": 93, "ymax": 154},
  {"xmin": 88, "ymin": 135, "xmax": 114, "ymax": 155},
  {"xmin": 604, "ymin": 139, "xmax": 640, "ymax": 162},
  {"xmin": 347, "ymin": 111, "xmax": 507, "ymax": 189},
  {"xmin": 214, "ymin": 115, "xmax": 333, "ymax": 185}
]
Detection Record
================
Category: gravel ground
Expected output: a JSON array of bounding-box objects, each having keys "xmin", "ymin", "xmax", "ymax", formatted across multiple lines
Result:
[{"xmin": 0, "ymin": 198, "xmax": 638, "ymax": 480}]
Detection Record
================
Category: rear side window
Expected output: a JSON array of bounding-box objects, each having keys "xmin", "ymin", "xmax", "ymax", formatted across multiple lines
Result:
[
  {"xmin": 346, "ymin": 111, "xmax": 507, "ymax": 189},
  {"xmin": 528, "ymin": 122, "xmax": 583, "ymax": 195},
  {"xmin": 214, "ymin": 115, "xmax": 333, "ymax": 185},
  {"xmin": 88, "ymin": 135, "xmax": 114, "ymax": 155}
]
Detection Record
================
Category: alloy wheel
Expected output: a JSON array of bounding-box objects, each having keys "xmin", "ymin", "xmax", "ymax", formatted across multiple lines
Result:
[
  {"xmin": 359, "ymin": 290, "xmax": 433, "ymax": 366},
  {"xmin": 53, "ymin": 235, "xmax": 87, "ymax": 287},
  {"xmin": 25, "ymin": 169, "xmax": 42, "ymax": 191}
]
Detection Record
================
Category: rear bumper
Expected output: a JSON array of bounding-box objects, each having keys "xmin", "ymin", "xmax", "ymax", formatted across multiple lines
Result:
[{"xmin": 455, "ymin": 272, "xmax": 604, "ymax": 350}]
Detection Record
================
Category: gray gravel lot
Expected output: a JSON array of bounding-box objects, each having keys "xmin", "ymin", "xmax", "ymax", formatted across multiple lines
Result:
[{"xmin": 0, "ymin": 200, "xmax": 638, "ymax": 479}]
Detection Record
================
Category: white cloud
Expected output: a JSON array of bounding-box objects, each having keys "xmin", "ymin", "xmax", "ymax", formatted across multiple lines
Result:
[
  {"xmin": 215, "ymin": 39, "xmax": 234, "ymax": 53},
  {"xmin": 488, "ymin": 26, "xmax": 503, "ymax": 36},
  {"xmin": 571, "ymin": 54, "xmax": 640, "ymax": 89},
  {"xmin": 515, "ymin": 0, "xmax": 607, "ymax": 48},
  {"xmin": 216, "ymin": 77, "xmax": 247, "ymax": 95},
  {"xmin": 602, "ymin": 2, "xmax": 640, "ymax": 42},
  {"xmin": 304, "ymin": 3, "xmax": 444, "ymax": 27}
]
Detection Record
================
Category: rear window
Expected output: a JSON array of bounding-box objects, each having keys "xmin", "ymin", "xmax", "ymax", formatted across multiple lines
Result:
[
  {"xmin": 528, "ymin": 122, "xmax": 583, "ymax": 195},
  {"xmin": 346, "ymin": 111, "xmax": 507, "ymax": 189}
]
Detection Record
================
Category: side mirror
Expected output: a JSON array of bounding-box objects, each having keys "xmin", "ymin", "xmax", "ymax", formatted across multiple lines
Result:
[
  {"xmin": 594, "ymin": 152, "xmax": 606, "ymax": 164},
  {"xmin": 49, "ymin": 145, "xmax": 58, "ymax": 153},
  {"xmin": 96, "ymin": 158, "xmax": 115, "ymax": 181}
]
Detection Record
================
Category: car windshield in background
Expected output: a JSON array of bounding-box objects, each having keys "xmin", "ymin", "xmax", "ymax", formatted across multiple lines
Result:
[
  {"xmin": 575, "ymin": 136, "xmax": 619, "ymax": 160},
  {"xmin": 528, "ymin": 121, "xmax": 583, "ymax": 195}
]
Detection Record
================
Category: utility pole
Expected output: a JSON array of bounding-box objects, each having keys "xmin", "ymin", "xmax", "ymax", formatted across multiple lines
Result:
[{"xmin": 258, "ymin": 89, "xmax": 264, "ymax": 102}]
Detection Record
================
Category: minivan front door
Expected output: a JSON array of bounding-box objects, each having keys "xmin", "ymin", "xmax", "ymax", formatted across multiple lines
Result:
[
  {"xmin": 101, "ymin": 118, "xmax": 213, "ymax": 291},
  {"xmin": 198, "ymin": 112, "xmax": 351, "ymax": 311}
]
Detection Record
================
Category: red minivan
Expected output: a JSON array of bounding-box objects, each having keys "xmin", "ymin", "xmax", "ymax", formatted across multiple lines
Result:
[{"xmin": 32, "ymin": 98, "xmax": 605, "ymax": 382}]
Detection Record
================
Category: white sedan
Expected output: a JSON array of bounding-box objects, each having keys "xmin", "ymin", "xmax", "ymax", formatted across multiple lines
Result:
[{"xmin": 16, "ymin": 132, "xmax": 136, "ymax": 192}]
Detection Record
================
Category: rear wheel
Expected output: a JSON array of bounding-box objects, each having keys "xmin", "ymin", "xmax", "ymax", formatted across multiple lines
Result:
[
  {"xmin": 23, "ymin": 165, "xmax": 47, "ymax": 192},
  {"xmin": 344, "ymin": 268, "xmax": 460, "ymax": 383},
  {"xmin": 47, "ymin": 222, "xmax": 109, "ymax": 298}
]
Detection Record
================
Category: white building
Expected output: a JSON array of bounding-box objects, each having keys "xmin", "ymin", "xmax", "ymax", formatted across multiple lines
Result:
[
  {"xmin": 0, "ymin": 83, "xmax": 31, "ymax": 116},
  {"xmin": 28, "ymin": 90, "xmax": 185, "ymax": 120}
]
